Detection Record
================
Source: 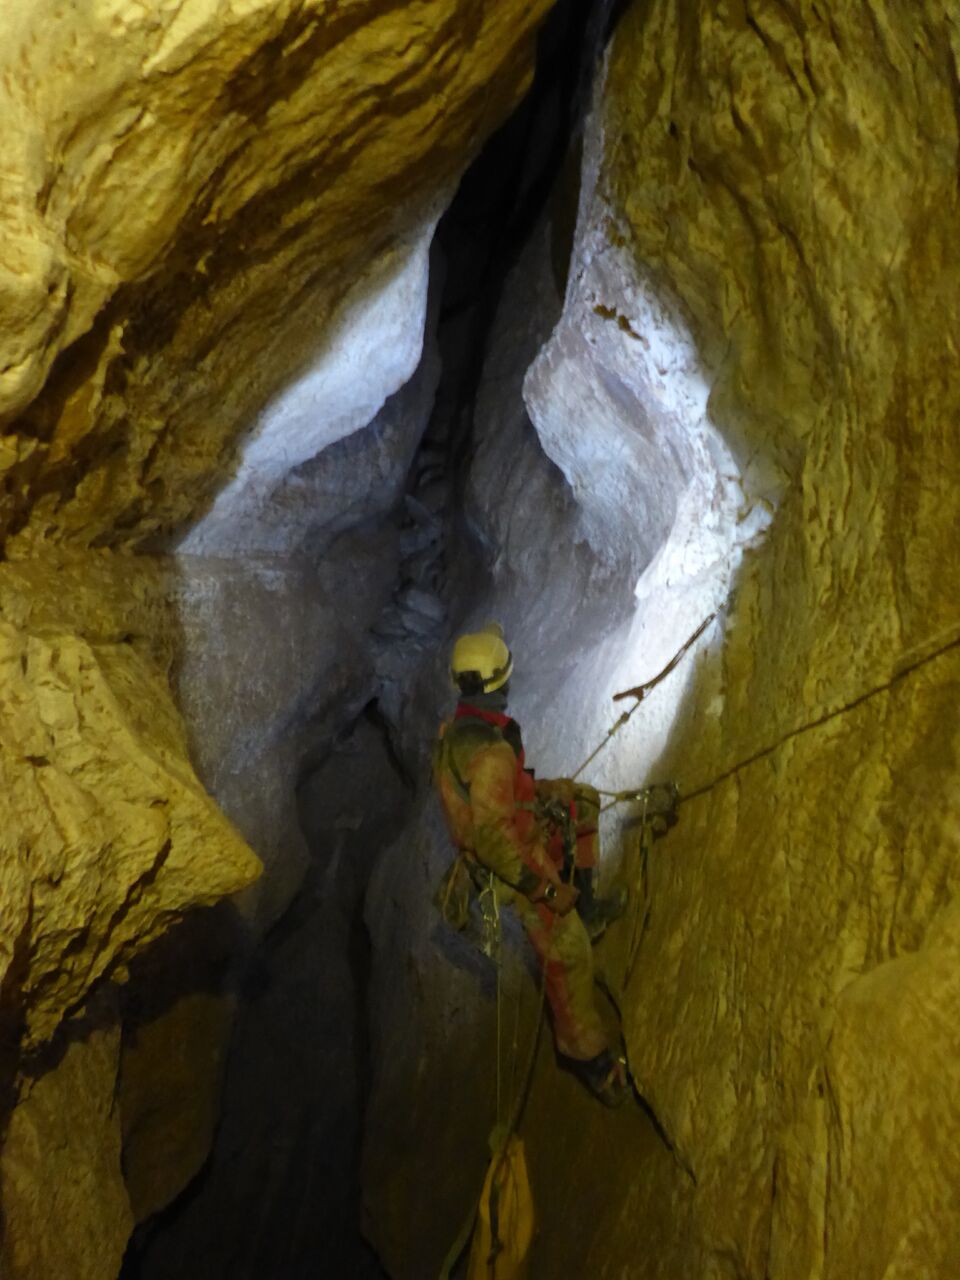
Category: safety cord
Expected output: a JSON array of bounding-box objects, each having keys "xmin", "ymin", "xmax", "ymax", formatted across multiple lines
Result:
[
  {"xmin": 597, "ymin": 787, "xmax": 650, "ymax": 813},
  {"xmin": 490, "ymin": 847, "xmax": 576, "ymax": 1156},
  {"xmin": 438, "ymin": 1193, "xmax": 478, "ymax": 1280},
  {"xmin": 438, "ymin": 882, "xmax": 548, "ymax": 1280},
  {"xmin": 506, "ymin": 946, "xmax": 523, "ymax": 1120},
  {"xmin": 593, "ymin": 618, "xmax": 960, "ymax": 810},
  {"xmin": 437, "ymin": 999, "xmax": 546, "ymax": 1280},
  {"xmin": 440, "ymin": 789, "xmax": 621, "ymax": 1277},
  {"xmin": 592, "ymin": 618, "xmax": 960, "ymax": 986},
  {"xmin": 675, "ymin": 619, "xmax": 960, "ymax": 807},
  {"xmin": 586, "ymin": 781, "xmax": 677, "ymax": 815},
  {"xmin": 489, "ymin": 862, "xmax": 565, "ymax": 1203},
  {"xmin": 493, "ymin": 880, "xmax": 503, "ymax": 1130},
  {"xmin": 570, "ymin": 706, "xmax": 635, "ymax": 781},
  {"xmin": 624, "ymin": 790, "xmax": 650, "ymax": 985},
  {"xmin": 571, "ymin": 614, "xmax": 716, "ymax": 782}
]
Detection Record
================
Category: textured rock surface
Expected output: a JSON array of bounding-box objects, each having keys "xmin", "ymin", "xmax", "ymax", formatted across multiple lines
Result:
[
  {"xmin": 176, "ymin": 228, "xmax": 438, "ymax": 557},
  {"xmin": 0, "ymin": 0, "xmax": 552, "ymax": 989},
  {"xmin": 0, "ymin": 0, "xmax": 551, "ymax": 553},
  {"xmin": 593, "ymin": 4, "xmax": 960, "ymax": 1275},
  {"xmin": 6, "ymin": 0, "xmax": 956, "ymax": 1275},
  {"xmin": 172, "ymin": 282, "xmax": 441, "ymax": 931},
  {"xmin": 135, "ymin": 715, "xmax": 410, "ymax": 1279},
  {"xmin": 0, "ymin": 1, "xmax": 552, "ymax": 1274},
  {"xmin": 364, "ymin": 3, "xmax": 960, "ymax": 1277},
  {"xmin": 0, "ymin": 604, "xmax": 259, "ymax": 1048},
  {"xmin": 0, "ymin": 1009, "xmax": 133, "ymax": 1280},
  {"xmin": 120, "ymin": 991, "xmax": 234, "ymax": 1224},
  {"xmin": 172, "ymin": 542, "xmax": 397, "ymax": 930}
]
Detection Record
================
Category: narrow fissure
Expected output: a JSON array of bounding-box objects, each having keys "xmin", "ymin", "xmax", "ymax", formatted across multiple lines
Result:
[{"xmin": 121, "ymin": 9, "xmax": 617, "ymax": 1275}]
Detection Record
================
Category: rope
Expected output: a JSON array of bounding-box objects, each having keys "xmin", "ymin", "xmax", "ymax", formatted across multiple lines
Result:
[
  {"xmin": 496, "ymin": 955, "xmax": 548, "ymax": 1159},
  {"xmin": 495, "ymin": 905, "xmax": 503, "ymax": 1129},
  {"xmin": 624, "ymin": 791, "xmax": 650, "ymax": 986},
  {"xmin": 438, "ymin": 1203, "xmax": 478, "ymax": 1280},
  {"xmin": 596, "ymin": 620, "xmax": 960, "ymax": 813},
  {"xmin": 438, "ymin": 893, "xmax": 547, "ymax": 1280},
  {"xmin": 595, "ymin": 783, "xmax": 674, "ymax": 813},
  {"xmin": 599, "ymin": 789, "xmax": 640, "ymax": 813},
  {"xmin": 506, "ymin": 949, "xmax": 523, "ymax": 1117},
  {"xmin": 570, "ymin": 709, "xmax": 634, "ymax": 781},
  {"xmin": 677, "ymin": 620, "xmax": 960, "ymax": 807},
  {"xmin": 598, "ymin": 619, "xmax": 960, "ymax": 990},
  {"xmin": 571, "ymin": 614, "xmax": 716, "ymax": 782}
]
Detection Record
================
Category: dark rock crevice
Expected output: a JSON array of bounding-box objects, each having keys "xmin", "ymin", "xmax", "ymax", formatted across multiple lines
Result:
[{"xmin": 125, "ymin": 705, "xmax": 410, "ymax": 1279}]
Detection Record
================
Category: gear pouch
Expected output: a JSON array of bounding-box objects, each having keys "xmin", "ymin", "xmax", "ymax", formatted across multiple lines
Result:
[{"xmin": 434, "ymin": 855, "xmax": 473, "ymax": 932}]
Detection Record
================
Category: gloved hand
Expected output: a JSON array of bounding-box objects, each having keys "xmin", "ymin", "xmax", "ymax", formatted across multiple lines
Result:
[
  {"xmin": 535, "ymin": 777, "xmax": 576, "ymax": 806},
  {"xmin": 533, "ymin": 880, "xmax": 579, "ymax": 915},
  {"xmin": 572, "ymin": 782, "xmax": 600, "ymax": 809},
  {"xmin": 551, "ymin": 882, "xmax": 579, "ymax": 916}
]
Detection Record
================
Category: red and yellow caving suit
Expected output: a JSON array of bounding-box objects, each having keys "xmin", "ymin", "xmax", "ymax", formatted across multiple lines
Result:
[{"xmin": 434, "ymin": 702, "xmax": 608, "ymax": 1062}]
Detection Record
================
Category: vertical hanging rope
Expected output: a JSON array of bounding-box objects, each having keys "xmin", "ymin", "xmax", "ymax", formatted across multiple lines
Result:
[
  {"xmin": 494, "ymin": 890, "xmax": 503, "ymax": 1130},
  {"xmin": 438, "ymin": 918, "xmax": 546, "ymax": 1280}
]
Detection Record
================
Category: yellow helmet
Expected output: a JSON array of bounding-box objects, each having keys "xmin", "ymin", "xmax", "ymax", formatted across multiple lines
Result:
[{"xmin": 450, "ymin": 622, "xmax": 513, "ymax": 695}]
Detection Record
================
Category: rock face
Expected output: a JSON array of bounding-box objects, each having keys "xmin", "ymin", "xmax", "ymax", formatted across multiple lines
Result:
[
  {"xmin": 0, "ymin": 2, "xmax": 552, "ymax": 1275},
  {"xmin": 134, "ymin": 714, "xmax": 412, "ymax": 1280},
  {"xmin": 363, "ymin": 4, "xmax": 960, "ymax": 1279},
  {"xmin": 593, "ymin": 4, "xmax": 960, "ymax": 1275},
  {"xmin": 172, "ymin": 275, "xmax": 442, "ymax": 932},
  {"xmin": 4, "ymin": 0, "xmax": 957, "ymax": 1276},
  {"xmin": 0, "ymin": 583, "xmax": 260, "ymax": 1049},
  {"xmin": 1, "ymin": 1000, "xmax": 132, "ymax": 1280},
  {"xmin": 0, "ymin": 0, "xmax": 550, "ymax": 552}
]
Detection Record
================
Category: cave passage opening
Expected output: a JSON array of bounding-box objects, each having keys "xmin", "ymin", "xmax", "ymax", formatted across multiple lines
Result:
[
  {"xmin": 116, "ymin": 0, "xmax": 779, "ymax": 1266},
  {"xmin": 120, "ymin": 0, "xmax": 776, "ymax": 1262},
  {"xmin": 119, "ymin": 3, "xmax": 635, "ymax": 1277}
]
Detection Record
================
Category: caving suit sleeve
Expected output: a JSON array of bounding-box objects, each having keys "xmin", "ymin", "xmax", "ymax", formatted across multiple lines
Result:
[{"xmin": 464, "ymin": 741, "xmax": 546, "ymax": 898}]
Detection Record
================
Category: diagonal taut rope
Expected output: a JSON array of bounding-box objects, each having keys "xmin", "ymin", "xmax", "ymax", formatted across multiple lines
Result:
[{"xmin": 571, "ymin": 613, "xmax": 716, "ymax": 781}]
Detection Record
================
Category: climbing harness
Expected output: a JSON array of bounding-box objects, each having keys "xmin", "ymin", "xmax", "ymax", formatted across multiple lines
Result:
[
  {"xmin": 571, "ymin": 613, "xmax": 716, "ymax": 782},
  {"xmin": 436, "ymin": 792, "xmax": 583, "ymax": 943},
  {"xmin": 530, "ymin": 794, "xmax": 578, "ymax": 866}
]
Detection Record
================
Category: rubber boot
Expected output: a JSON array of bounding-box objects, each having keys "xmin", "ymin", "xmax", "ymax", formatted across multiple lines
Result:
[
  {"xmin": 576, "ymin": 1048, "xmax": 631, "ymax": 1108},
  {"xmin": 573, "ymin": 867, "xmax": 627, "ymax": 940}
]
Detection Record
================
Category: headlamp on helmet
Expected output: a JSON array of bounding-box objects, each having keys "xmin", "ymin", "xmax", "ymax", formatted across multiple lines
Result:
[{"xmin": 450, "ymin": 623, "xmax": 513, "ymax": 695}]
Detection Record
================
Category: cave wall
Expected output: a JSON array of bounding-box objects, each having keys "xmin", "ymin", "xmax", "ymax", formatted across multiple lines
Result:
[
  {"xmin": 2, "ymin": 0, "xmax": 958, "ymax": 1275},
  {"xmin": 0, "ymin": 3, "xmax": 553, "ymax": 1276},
  {"xmin": 598, "ymin": 4, "xmax": 960, "ymax": 1276},
  {"xmin": 0, "ymin": 0, "xmax": 548, "ymax": 549},
  {"xmin": 364, "ymin": 3, "xmax": 960, "ymax": 1278}
]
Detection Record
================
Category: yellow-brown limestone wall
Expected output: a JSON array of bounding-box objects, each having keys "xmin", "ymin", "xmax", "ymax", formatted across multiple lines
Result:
[
  {"xmin": 0, "ymin": 0, "xmax": 549, "ymax": 550},
  {"xmin": 596, "ymin": 3, "xmax": 960, "ymax": 1275},
  {"xmin": 0, "ymin": 3, "xmax": 552, "ymax": 1276}
]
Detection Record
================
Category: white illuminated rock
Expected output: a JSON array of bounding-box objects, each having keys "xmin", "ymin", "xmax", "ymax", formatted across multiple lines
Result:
[{"xmin": 178, "ymin": 225, "xmax": 436, "ymax": 557}]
